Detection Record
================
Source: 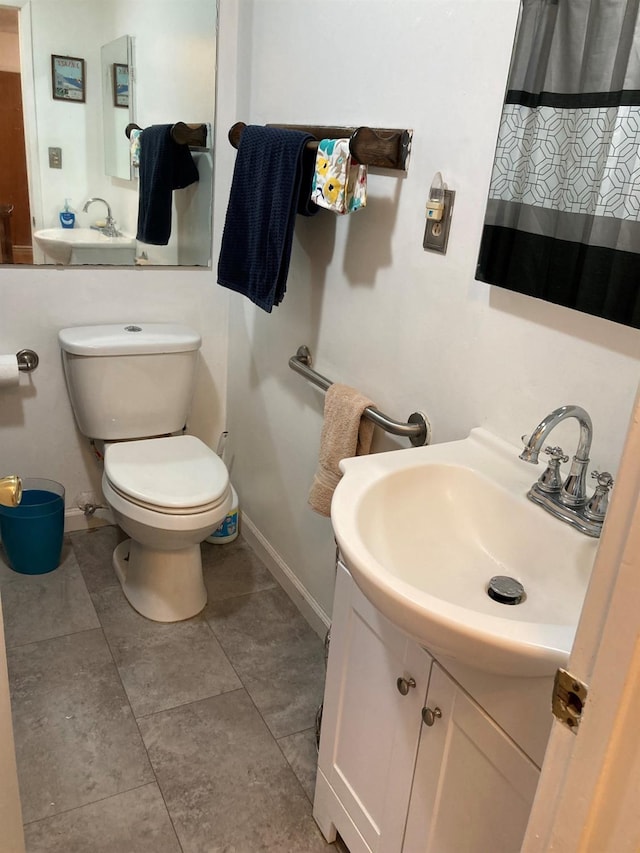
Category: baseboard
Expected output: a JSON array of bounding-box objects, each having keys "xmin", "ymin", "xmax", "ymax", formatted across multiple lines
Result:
[
  {"xmin": 240, "ymin": 512, "xmax": 330, "ymax": 640},
  {"xmin": 13, "ymin": 245, "xmax": 33, "ymax": 264},
  {"xmin": 64, "ymin": 506, "xmax": 115, "ymax": 533}
]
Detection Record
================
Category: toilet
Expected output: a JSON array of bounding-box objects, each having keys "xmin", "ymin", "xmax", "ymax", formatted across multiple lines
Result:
[{"xmin": 58, "ymin": 323, "xmax": 231, "ymax": 622}]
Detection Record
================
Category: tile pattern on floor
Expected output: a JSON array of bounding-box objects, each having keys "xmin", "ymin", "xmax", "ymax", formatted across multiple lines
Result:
[
  {"xmin": 1, "ymin": 530, "xmax": 337, "ymax": 852},
  {"xmin": 205, "ymin": 586, "xmax": 327, "ymax": 740}
]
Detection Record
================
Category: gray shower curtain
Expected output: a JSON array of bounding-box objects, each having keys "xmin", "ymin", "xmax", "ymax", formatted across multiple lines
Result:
[{"xmin": 477, "ymin": 0, "xmax": 640, "ymax": 328}]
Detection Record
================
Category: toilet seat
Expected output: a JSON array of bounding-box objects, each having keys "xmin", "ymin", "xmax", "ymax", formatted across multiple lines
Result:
[
  {"xmin": 104, "ymin": 435, "xmax": 229, "ymax": 513},
  {"xmin": 105, "ymin": 481, "xmax": 226, "ymax": 515}
]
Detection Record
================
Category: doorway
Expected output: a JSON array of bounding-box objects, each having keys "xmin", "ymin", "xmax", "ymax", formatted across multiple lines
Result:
[{"xmin": 0, "ymin": 6, "xmax": 32, "ymax": 264}]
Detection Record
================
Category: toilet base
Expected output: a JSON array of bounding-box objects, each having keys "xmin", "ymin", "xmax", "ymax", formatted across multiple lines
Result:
[{"xmin": 113, "ymin": 539, "xmax": 207, "ymax": 622}]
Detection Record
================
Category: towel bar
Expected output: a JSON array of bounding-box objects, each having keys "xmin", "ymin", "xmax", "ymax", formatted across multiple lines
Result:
[
  {"xmin": 228, "ymin": 122, "xmax": 413, "ymax": 171},
  {"xmin": 125, "ymin": 122, "xmax": 209, "ymax": 148},
  {"xmin": 289, "ymin": 346, "xmax": 430, "ymax": 447}
]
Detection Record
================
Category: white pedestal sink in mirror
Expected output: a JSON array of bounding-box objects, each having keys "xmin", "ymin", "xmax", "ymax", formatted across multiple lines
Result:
[
  {"xmin": 34, "ymin": 228, "xmax": 136, "ymax": 265},
  {"xmin": 331, "ymin": 428, "xmax": 599, "ymax": 678}
]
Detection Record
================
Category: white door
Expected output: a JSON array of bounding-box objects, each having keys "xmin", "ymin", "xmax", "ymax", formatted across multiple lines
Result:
[
  {"xmin": 0, "ymin": 597, "xmax": 26, "ymax": 853},
  {"xmin": 404, "ymin": 663, "xmax": 539, "ymax": 853},
  {"xmin": 523, "ymin": 386, "xmax": 640, "ymax": 851}
]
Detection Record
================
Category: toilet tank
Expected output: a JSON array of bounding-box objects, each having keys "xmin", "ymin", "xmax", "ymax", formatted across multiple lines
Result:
[{"xmin": 58, "ymin": 323, "xmax": 202, "ymax": 440}]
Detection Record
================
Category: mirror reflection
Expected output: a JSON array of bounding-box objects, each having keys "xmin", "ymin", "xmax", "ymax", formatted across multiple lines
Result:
[
  {"xmin": 101, "ymin": 34, "xmax": 133, "ymax": 182},
  {"xmin": 0, "ymin": 0, "xmax": 216, "ymax": 268}
]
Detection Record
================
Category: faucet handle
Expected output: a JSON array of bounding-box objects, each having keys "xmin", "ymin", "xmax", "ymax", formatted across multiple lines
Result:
[
  {"xmin": 543, "ymin": 446, "xmax": 569, "ymax": 463},
  {"xmin": 591, "ymin": 470, "xmax": 614, "ymax": 489},
  {"xmin": 584, "ymin": 471, "xmax": 614, "ymax": 522},
  {"xmin": 537, "ymin": 446, "xmax": 568, "ymax": 493}
]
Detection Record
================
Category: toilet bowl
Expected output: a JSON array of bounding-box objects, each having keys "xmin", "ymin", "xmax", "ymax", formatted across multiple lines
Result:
[
  {"xmin": 58, "ymin": 323, "xmax": 230, "ymax": 623},
  {"xmin": 102, "ymin": 435, "xmax": 231, "ymax": 622}
]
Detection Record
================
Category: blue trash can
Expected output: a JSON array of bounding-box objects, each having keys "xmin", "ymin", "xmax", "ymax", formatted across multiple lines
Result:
[{"xmin": 0, "ymin": 478, "xmax": 65, "ymax": 575}]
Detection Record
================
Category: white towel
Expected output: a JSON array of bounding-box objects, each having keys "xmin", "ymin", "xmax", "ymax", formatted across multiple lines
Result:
[{"xmin": 308, "ymin": 383, "xmax": 375, "ymax": 517}]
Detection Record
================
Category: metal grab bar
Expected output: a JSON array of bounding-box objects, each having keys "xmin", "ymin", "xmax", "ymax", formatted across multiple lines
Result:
[{"xmin": 289, "ymin": 346, "xmax": 431, "ymax": 447}]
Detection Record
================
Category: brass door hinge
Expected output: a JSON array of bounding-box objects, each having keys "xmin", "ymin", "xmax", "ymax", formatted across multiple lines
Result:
[{"xmin": 552, "ymin": 668, "xmax": 588, "ymax": 733}]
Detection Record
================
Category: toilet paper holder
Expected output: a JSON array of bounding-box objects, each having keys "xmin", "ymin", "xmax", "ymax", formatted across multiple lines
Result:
[{"xmin": 16, "ymin": 349, "xmax": 39, "ymax": 372}]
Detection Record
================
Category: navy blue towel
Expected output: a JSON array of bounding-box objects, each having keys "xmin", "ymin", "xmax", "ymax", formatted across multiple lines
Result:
[
  {"xmin": 137, "ymin": 125, "xmax": 199, "ymax": 246},
  {"xmin": 217, "ymin": 126, "xmax": 318, "ymax": 313}
]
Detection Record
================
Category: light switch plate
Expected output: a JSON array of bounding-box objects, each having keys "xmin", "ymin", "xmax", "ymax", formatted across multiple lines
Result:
[
  {"xmin": 423, "ymin": 189, "xmax": 455, "ymax": 254},
  {"xmin": 48, "ymin": 147, "xmax": 62, "ymax": 169}
]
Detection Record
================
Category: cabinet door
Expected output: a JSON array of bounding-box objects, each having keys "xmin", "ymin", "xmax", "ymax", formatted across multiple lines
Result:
[
  {"xmin": 315, "ymin": 563, "xmax": 432, "ymax": 853},
  {"xmin": 403, "ymin": 663, "xmax": 540, "ymax": 853}
]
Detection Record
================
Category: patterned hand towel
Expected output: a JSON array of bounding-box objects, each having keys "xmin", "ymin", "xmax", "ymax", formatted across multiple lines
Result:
[
  {"xmin": 308, "ymin": 383, "xmax": 375, "ymax": 517},
  {"xmin": 217, "ymin": 126, "xmax": 316, "ymax": 313},
  {"xmin": 311, "ymin": 139, "xmax": 367, "ymax": 214},
  {"xmin": 130, "ymin": 128, "xmax": 142, "ymax": 168}
]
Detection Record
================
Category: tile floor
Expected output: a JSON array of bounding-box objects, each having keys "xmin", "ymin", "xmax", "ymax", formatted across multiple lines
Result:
[{"xmin": 1, "ymin": 526, "xmax": 343, "ymax": 852}]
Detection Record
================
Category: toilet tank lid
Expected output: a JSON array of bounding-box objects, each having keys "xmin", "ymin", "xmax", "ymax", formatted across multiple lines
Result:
[{"xmin": 58, "ymin": 323, "xmax": 202, "ymax": 356}]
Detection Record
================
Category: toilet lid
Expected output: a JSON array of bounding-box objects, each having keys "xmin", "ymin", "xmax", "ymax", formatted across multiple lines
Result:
[{"xmin": 104, "ymin": 435, "xmax": 229, "ymax": 511}]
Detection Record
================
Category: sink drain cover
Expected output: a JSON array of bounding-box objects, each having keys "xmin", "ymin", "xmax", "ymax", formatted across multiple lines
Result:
[{"xmin": 487, "ymin": 575, "xmax": 525, "ymax": 605}]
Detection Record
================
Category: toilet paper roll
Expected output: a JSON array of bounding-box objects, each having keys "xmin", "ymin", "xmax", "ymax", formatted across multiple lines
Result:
[{"xmin": 0, "ymin": 354, "xmax": 19, "ymax": 388}]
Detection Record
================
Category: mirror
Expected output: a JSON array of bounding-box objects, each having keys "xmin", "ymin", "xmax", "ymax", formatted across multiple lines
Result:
[
  {"xmin": 476, "ymin": 0, "xmax": 640, "ymax": 329},
  {"xmin": 0, "ymin": 0, "xmax": 216, "ymax": 267},
  {"xmin": 101, "ymin": 35, "xmax": 134, "ymax": 182}
]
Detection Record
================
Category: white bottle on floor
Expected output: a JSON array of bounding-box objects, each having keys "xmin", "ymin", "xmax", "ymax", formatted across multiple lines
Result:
[
  {"xmin": 206, "ymin": 431, "xmax": 238, "ymax": 544},
  {"xmin": 205, "ymin": 484, "xmax": 238, "ymax": 544}
]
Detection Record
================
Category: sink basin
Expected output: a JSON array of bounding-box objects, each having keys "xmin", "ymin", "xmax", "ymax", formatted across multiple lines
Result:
[
  {"xmin": 34, "ymin": 228, "xmax": 136, "ymax": 265},
  {"xmin": 331, "ymin": 428, "xmax": 598, "ymax": 677}
]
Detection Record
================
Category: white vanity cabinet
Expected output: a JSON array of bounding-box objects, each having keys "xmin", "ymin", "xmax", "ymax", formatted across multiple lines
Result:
[
  {"xmin": 314, "ymin": 561, "xmax": 432, "ymax": 853},
  {"xmin": 314, "ymin": 562, "xmax": 541, "ymax": 853},
  {"xmin": 403, "ymin": 662, "xmax": 539, "ymax": 852}
]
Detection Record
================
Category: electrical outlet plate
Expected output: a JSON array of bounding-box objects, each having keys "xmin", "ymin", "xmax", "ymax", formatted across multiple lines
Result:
[
  {"xmin": 423, "ymin": 189, "xmax": 455, "ymax": 254},
  {"xmin": 48, "ymin": 147, "xmax": 62, "ymax": 169}
]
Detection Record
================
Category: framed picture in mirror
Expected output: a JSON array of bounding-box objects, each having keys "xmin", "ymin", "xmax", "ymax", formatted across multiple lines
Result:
[
  {"xmin": 113, "ymin": 63, "xmax": 129, "ymax": 108},
  {"xmin": 51, "ymin": 55, "xmax": 85, "ymax": 103}
]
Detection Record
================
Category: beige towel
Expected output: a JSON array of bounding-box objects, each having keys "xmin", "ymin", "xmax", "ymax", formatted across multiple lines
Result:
[{"xmin": 308, "ymin": 383, "xmax": 375, "ymax": 516}]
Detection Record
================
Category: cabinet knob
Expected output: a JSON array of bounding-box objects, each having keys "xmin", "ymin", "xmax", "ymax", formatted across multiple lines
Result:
[
  {"xmin": 396, "ymin": 676, "xmax": 416, "ymax": 695},
  {"xmin": 422, "ymin": 706, "xmax": 442, "ymax": 726}
]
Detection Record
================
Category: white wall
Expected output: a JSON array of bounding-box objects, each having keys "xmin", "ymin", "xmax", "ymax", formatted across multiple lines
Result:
[
  {"xmin": 0, "ymin": 266, "xmax": 228, "ymax": 525},
  {"xmin": 221, "ymin": 0, "xmax": 640, "ymax": 621}
]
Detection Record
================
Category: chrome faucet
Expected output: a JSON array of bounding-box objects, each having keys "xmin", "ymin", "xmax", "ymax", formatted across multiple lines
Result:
[
  {"xmin": 82, "ymin": 198, "xmax": 120, "ymax": 237},
  {"xmin": 520, "ymin": 405, "xmax": 613, "ymax": 537}
]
